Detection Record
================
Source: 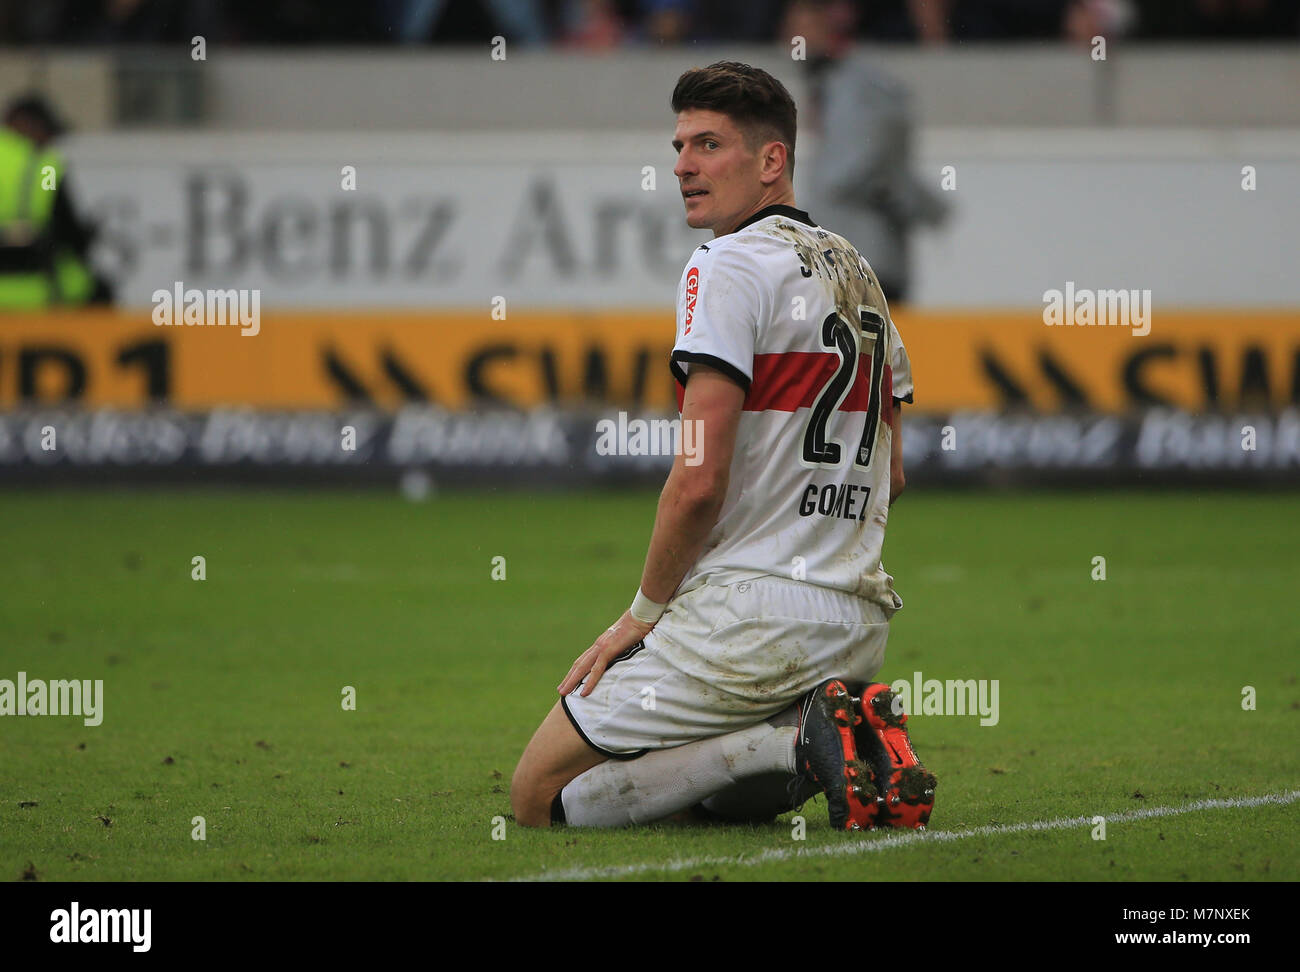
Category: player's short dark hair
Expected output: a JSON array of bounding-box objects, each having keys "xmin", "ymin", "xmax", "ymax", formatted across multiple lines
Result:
[{"xmin": 671, "ymin": 61, "xmax": 797, "ymax": 178}]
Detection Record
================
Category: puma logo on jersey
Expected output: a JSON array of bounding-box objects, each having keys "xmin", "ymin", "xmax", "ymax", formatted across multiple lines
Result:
[{"xmin": 683, "ymin": 266, "xmax": 700, "ymax": 335}]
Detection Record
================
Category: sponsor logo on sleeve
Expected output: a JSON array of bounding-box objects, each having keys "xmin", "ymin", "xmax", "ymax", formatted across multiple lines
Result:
[{"xmin": 684, "ymin": 266, "xmax": 700, "ymax": 335}]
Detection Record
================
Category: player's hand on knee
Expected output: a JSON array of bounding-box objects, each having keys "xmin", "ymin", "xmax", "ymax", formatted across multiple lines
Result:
[{"xmin": 557, "ymin": 610, "xmax": 655, "ymax": 698}]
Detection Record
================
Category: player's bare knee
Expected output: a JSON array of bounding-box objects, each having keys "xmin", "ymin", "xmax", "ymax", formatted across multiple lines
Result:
[
  {"xmin": 509, "ymin": 765, "xmax": 552, "ymax": 828},
  {"xmin": 511, "ymin": 787, "xmax": 553, "ymax": 828},
  {"xmin": 511, "ymin": 798, "xmax": 541, "ymax": 828}
]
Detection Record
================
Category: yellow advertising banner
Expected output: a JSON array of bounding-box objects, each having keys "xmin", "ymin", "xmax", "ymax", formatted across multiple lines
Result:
[{"xmin": 1, "ymin": 309, "xmax": 1297, "ymax": 413}]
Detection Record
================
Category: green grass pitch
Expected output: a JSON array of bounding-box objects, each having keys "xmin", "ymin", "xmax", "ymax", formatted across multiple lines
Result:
[{"xmin": 1, "ymin": 487, "xmax": 1297, "ymax": 881}]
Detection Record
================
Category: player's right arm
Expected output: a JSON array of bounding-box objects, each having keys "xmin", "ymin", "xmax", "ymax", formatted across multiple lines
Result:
[
  {"xmin": 558, "ymin": 244, "xmax": 761, "ymax": 698},
  {"xmin": 556, "ymin": 364, "xmax": 743, "ymax": 698},
  {"xmin": 636, "ymin": 363, "xmax": 744, "ymax": 602}
]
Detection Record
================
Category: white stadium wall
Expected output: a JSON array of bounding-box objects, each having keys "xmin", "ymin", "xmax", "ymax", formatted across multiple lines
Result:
[{"xmin": 62, "ymin": 128, "xmax": 1300, "ymax": 309}]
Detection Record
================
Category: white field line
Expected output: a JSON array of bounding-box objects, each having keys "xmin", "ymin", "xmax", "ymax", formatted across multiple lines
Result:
[{"xmin": 511, "ymin": 789, "xmax": 1300, "ymax": 882}]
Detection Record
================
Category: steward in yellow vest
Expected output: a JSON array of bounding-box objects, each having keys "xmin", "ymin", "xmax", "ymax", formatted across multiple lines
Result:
[{"xmin": 0, "ymin": 95, "xmax": 108, "ymax": 309}]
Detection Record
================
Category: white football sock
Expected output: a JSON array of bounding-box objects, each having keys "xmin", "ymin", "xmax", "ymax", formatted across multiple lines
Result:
[{"xmin": 560, "ymin": 723, "xmax": 798, "ymax": 828}]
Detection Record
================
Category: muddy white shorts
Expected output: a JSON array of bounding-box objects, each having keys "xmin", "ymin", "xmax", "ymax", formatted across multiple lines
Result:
[{"xmin": 561, "ymin": 574, "xmax": 898, "ymax": 758}]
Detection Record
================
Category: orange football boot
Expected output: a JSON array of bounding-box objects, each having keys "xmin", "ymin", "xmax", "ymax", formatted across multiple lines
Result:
[{"xmin": 853, "ymin": 683, "xmax": 937, "ymax": 830}]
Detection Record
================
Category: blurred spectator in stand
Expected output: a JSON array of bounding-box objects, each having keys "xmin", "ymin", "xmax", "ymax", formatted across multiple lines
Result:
[
  {"xmin": 642, "ymin": 0, "xmax": 690, "ymax": 45},
  {"xmin": 1064, "ymin": 0, "xmax": 1136, "ymax": 43},
  {"xmin": 855, "ymin": 0, "xmax": 1114, "ymax": 43},
  {"xmin": 560, "ymin": 0, "xmax": 626, "ymax": 49},
  {"xmin": 375, "ymin": 0, "xmax": 550, "ymax": 45},
  {"xmin": 907, "ymin": 0, "xmax": 953, "ymax": 42},
  {"xmin": 0, "ymin": 95, "xmax": 112, "ymax": 309},
  {"xmin": 786, "ymin": 0, "xmax": 949, "ymax": 305}
]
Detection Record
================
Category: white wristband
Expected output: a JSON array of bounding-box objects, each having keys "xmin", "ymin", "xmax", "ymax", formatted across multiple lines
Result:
[{"xmin": 629, "ymin": 588, "xmax": 667, "ymax": 625}]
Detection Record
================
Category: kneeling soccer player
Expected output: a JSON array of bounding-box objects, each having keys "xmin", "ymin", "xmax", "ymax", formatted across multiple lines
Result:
[{"xmin": 511, "ymin": 61, "xmax": 935, "ymax": 831}]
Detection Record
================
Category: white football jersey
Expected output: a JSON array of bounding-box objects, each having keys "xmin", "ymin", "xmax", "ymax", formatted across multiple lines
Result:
[{"xmin": 670, "ymin": 205, "xmax": 913, "ymax": 610}]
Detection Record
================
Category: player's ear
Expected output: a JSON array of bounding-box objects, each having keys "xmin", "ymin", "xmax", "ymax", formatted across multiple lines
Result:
[{"xmin": 759, "ymin": 140, "xmax": 788, "ymax": 185}]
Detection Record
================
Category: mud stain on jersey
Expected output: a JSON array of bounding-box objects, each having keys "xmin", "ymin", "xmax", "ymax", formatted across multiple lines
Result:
[{"xmin": 763, "ymin": 220, "xmax": 882, "ymax": 324}]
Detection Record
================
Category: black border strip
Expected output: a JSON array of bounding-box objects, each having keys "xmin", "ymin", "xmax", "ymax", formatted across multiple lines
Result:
[{"xmin": 670, "ymin": 350, "xmax": 752, "ymax": 394}]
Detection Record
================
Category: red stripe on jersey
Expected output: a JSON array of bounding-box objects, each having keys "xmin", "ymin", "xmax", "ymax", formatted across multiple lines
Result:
[
  {"xmin": 744, "ymin": 351, "xmax": 884, "ymax": 413},
  {"xmin": 674, "ymin": 355, "xmax": 896, "ymax": 422},
  {"xmin": 746, "ymin": 351, "xmax": 835, "ymax": 412}
]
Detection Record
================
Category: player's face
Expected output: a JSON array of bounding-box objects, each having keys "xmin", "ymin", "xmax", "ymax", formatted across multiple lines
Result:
[{"xmin": 672, "ymin": 109, "xmax": 767, "ymax": 237}]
